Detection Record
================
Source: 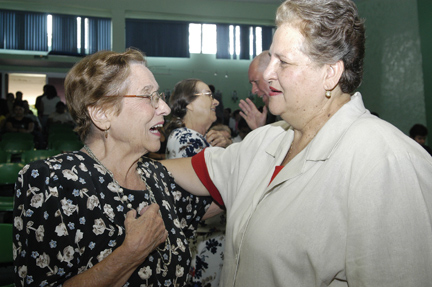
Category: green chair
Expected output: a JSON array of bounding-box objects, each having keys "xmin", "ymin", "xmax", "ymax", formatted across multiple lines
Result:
[
  {"xmin": 0, "ymin": 151, "xmax": 11, "ymax": 164},
  {"xmin": 1, "ymin": 132, "xmax": 33, "ymax": 142},
  {"xmin": 21, "ymin": 149, "xmax": 61, "ymax": 164},
  {"xmin": 0, "ymin": 163, "xmax": 24, "ymax": 197},
  {"xmin": 0, "ymin": 138, "xmax": 34, "ymax": 155},
  {"xmin": 47, "ymin": 132, "xmax": 79, "ymax": 146},
  {"xmin": 0, "ymin": 197, "xmax": 13, "ymax": 212},
  {"xmin": 0, "ymin": 223, "xmax": 14, "ymax": 287},
  {"xmin": 47, "ymin": 123, "xmax": 75, "ymax": 135},
  {"xmin": 50, "ymin": 139, "xmax": 83, "ymax": 153}
]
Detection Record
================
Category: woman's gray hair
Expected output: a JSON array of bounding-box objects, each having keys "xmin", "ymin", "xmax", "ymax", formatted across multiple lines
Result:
[{"xmin": 276, "ymin": 0, "xmax": 365, "ymax": 94}]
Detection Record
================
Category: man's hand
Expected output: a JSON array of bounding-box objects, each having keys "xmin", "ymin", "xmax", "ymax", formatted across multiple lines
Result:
[{"xmin": 239, "ymin": 98, "xmax": 267, "ymax": 130}]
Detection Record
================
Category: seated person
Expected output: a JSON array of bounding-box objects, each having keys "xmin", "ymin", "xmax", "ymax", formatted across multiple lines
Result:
[
  {"xmin": 4, "ymin": 101, "xmax": 34, "ymax": 134},
  {"xmin": 48, "ymin": 101, "xmax": 75, "ymax": 126},
  {"xmin": 409, "ymin": 123, "xmax": 432, "ymax": 156}
]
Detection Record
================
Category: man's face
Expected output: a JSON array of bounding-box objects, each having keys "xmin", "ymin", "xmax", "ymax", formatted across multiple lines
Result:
[{"xmin": 248, "ymin": 63, "xmax": 270, "ymax": 106}]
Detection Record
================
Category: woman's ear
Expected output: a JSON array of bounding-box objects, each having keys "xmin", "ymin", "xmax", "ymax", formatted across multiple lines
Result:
[
  {"xmin": 87, "ymin": 105, "xmax": 111, "ymax": 131},
  {"xmin": 324, "ymin": 60, "xmax": 344, "ymax": 91}
]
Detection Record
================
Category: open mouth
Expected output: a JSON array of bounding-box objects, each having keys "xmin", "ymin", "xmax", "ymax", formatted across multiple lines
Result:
[{"xmin": 150, "ymin": 123, "xmax": 163, "ymax": 134}]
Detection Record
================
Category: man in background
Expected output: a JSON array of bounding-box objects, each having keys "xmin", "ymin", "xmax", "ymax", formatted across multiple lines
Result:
[{"xmin": 239, "ymin": 50, "xmax": 277, "ymax": 130}]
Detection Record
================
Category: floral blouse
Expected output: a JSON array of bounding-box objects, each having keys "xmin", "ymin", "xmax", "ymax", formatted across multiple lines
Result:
[
  {"xmin": 166, "ymin": 128, "xmax": 226, "ymax": 287},
  {"xmin": 13, "ymin": 151, "xmax": 212, "ymax": 287},
  {"xmin": 165, "ymin": 128, "xmax": 210, "ymax": 159}
]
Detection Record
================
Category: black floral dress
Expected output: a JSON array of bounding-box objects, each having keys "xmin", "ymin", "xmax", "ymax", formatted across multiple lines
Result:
[{"xmin": 13, "ymin": 151, "xmax": 212, "ymax": 287}]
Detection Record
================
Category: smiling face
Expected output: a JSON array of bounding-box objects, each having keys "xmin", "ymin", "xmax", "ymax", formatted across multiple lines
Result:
[
  {"xmin": 263, "ymin": 24, "xmax": 329, "ymax": 129},
  {"xmin": 185, "ymin": 81, "xmax": 219, "ymax": 133},
  {"xmin": 108, "ymin": 63, "xmax": 170, "ymax": 154}
]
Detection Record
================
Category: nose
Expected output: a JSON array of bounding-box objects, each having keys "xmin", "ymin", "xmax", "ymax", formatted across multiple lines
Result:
[
  {"xmin": 251, "ymin": 83, "xmax": 259, "ymax": 95},
  {"xmin": 157, "ymin": 100, "xmax": 171, "ymax": 116},
  {"xmin": 213, "ymin": 98, "xmax": 219, "ymax": 107},
  {"xmin": 263, "ymin": 58, "xmax": 275, "ymax": 83}
]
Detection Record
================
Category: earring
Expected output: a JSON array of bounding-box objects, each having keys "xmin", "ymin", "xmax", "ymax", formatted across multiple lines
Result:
[
  {"xmin": 325, "ymin": 90, "xmax": 331, "ymax": 99},
  {"xmin": 104, "ymin": 127, "xmax": 110, "ymax": 139}
]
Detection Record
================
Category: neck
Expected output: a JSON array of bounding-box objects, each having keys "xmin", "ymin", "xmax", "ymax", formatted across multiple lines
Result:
[
  {"xmin": 183, "ymin": 115, "xmax": 209, "ymax": 136},
  {"xmin": 83, "ymin": 140, "xmax": 144, "ymax": 189},
  {"xmin": 282, "ymin": 92, "xmax": 351, "ymax": 166}
]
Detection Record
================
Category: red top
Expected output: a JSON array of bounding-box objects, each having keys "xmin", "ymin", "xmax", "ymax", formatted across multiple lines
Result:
[{"xmin": 191, "ymin": 150, "xmax": 284, "ymax": 207}]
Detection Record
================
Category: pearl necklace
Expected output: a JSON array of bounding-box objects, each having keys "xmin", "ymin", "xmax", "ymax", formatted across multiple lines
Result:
[{"xmin": 83, "ymin": 145, "xmax": 172, "ymax": 272}]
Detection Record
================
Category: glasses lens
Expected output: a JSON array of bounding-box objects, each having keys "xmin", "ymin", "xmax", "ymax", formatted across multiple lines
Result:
[{"xmin": 151, "ymin": 92, "xmax": 165, "ymax": 108}]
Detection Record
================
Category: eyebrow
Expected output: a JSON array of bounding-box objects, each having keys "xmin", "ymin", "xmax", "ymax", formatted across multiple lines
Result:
[{"xmin": 141, "ymin": 85, "xmax": 156, "ymax": 94}]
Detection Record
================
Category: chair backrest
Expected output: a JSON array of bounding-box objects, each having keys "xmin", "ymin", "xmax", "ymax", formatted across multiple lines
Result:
[
  {"xmin": 0, "ymin": 196, "xmax": 13, "ymax": 212},
  {"xmin": 50, "ymin": 139, "xmax": 83, "ymax": 153},
  {"xmin": 48, "ymin": 123, "xmax": 75, "ymax": 134},
  {"xmin": 21, "ymin": 149, "xmax": 61, "ymax": 164},
  {"xmin": 0, "ymin": 150, "xmax": 11, "ymax": 163},
  {"xmin": 0, "ymin": 163, "xmax": 25, "ymax": 185},
  {"xmin": 1, "ymin": 132, "xmax": 33, "ymax": 142},
  {"xmin": 0, "ymin": 223, "xmax": 13, "ymax": 263},
  {"xmin": 48, "ymin": 132, "xmax": 79, "ymax": 145},
  {"xmin": 0, "ymin": 138, "xmax": 34, "ymax": 154}
]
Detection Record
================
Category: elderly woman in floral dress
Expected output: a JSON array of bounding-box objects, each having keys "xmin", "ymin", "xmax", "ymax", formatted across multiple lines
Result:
[{"xmin": 13, "ymin": 49, "xmax": 212, "ymax": 287}]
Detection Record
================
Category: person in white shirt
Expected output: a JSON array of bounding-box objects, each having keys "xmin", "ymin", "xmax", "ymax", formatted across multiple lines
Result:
[{"xmin": 161, "ymin": 0, "xmax": 432, "ymax": 286}]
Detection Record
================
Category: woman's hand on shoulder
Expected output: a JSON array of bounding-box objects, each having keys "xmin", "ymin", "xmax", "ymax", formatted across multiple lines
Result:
[{"xmin": 206, "ymin": 130, "xmax": 232, "ymax": 148}]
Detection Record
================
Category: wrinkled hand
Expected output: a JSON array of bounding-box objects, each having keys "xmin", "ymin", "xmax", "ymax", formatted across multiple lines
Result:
[
  {"xmin": 122, "ymin": 204, "xmax": 167, "ymax": 264},
  {"xmin": 239, "ymin": 98, "xmax": 267, "ymax": 130},
  {"xmin": 206, "ymin": 130, "xmax": 232, "ymax": 148}
]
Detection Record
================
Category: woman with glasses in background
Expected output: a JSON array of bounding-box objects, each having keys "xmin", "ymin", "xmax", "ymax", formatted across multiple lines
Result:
[
  {"xmin": 13, "ymin": 49, "xmax": 213, "ymax": 287},
  {"xmin": 165, "ymin": 79, "xmax": 230, "ymax": 286}
]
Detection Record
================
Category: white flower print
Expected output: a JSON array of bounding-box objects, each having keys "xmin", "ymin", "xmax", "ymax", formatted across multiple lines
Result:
[
  {"xmin": 162, "ymin": 200, "xmax": 171, "ymax": 211},
  {"xmin": 103, "ymin": 204, "xmax": 115, "ymax": 220},
  {"xmin": 26, "ymin": 185, "xmax": 40, "ymax": 197},
  {"xmin": 62, "ymin": 166, "xmax": 79, "ymax": 181},
  {"xmin": 137, "ymin": 201, "xmax": 149, "ymax": 214},
  {"xmin": 75, "ymin": 229, "xmax": 83, "ymax": 244},
  {"xmin": 93, "ymin": 218, "xmax": 106, "ymax": 235},
  {"xmin": 96, "ymin": 248, "xmax": 112, "ymax": 262},
  {"xmin": 14, "ymin": 216, "xmax": 23, "ymax": 231},
  {"xmin": 94, "ymin": 164, "xmax": 107, "ymax": 175},
  {"xmin": 172, "ymin": 191, "xmax": 182, "ymax": 201},
  {"xmin": 35, "ymin": 225, "xmax": 44, "ymax": 242},
  {"xmin": 79, "ymin": 162, "xmax": 88, "ymax": 172},
  {"xmin": 30, "ymin": 193, "xmax": 44, "ymax": 208},
  {"xmin": 18, "ymin": 265, "xmax": 27, "ymax": 278},
  {"xmin": 87, "ymin": 195, "xmax": 100, "ymax": 210},
  {"xmin": 138, "ymin": 266, "xmax": 152, "ymax": 279},
  {"xmin": 60, "ymin": 197, "xmax": 78, "ymax": 216},
  {"xmin": 35, "ymin": 252, "xmax": 50, "ymax": 268},
  {"xmin": 57, "ymin": 246, "xmax": 75, "ymax": 263},
  {"xmin": 55, "ymin": 223, "xmax": 68, "ymax": 236},
  {"xmin": 176, "ymin": 238, "xmax": 186, "ymax": 252},
  {"xmin": 175, "ymin": 265, "xmax": 184, "ymax": 277}
]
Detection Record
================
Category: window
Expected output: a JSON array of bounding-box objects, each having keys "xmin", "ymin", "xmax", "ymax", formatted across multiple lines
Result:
[
  {"xmin": 0, "ymin": 9, "xmax": 111, "ymax": 55},
  {"xmin": 189, "ymin": 22, "xmax": 272, "ymax": 60}
]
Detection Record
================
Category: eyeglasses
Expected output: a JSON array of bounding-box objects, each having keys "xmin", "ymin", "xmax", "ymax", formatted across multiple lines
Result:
[
  {"xmin": 194, "ymin": 92, "xmax": 214, "ymax": 99},
  {"xmin": 121, "ymin": 91, "xmax": 166, "ymax": 108}
]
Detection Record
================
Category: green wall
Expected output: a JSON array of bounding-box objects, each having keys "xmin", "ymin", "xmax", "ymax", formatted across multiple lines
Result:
[
  {"xmin": 357, "ymin": 0, "xmax": 426, "ymax": 135},
  {"xmin": 418, "ymin": 0, "xmax": 432, "ymax": 137},
  {"xmin": 0, "ymin": 0, "xmax": 430, "ymax": 133}
]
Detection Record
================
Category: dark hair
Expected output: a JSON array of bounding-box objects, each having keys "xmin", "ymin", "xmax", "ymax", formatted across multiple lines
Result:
[
  {"xmin": 276, "ymin": 0, "xmax": 365, "ymax": 94},
  {"xmin": 409, "ymin": 124, "xmax": 428, "ymax": 138},
  {"xmin": 165, "ymin": 78, "xmax": 201, "ymax": 135},
  {"xmin": 208, "ymin": 84, "xmax": 216, "ymax": 94}
]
